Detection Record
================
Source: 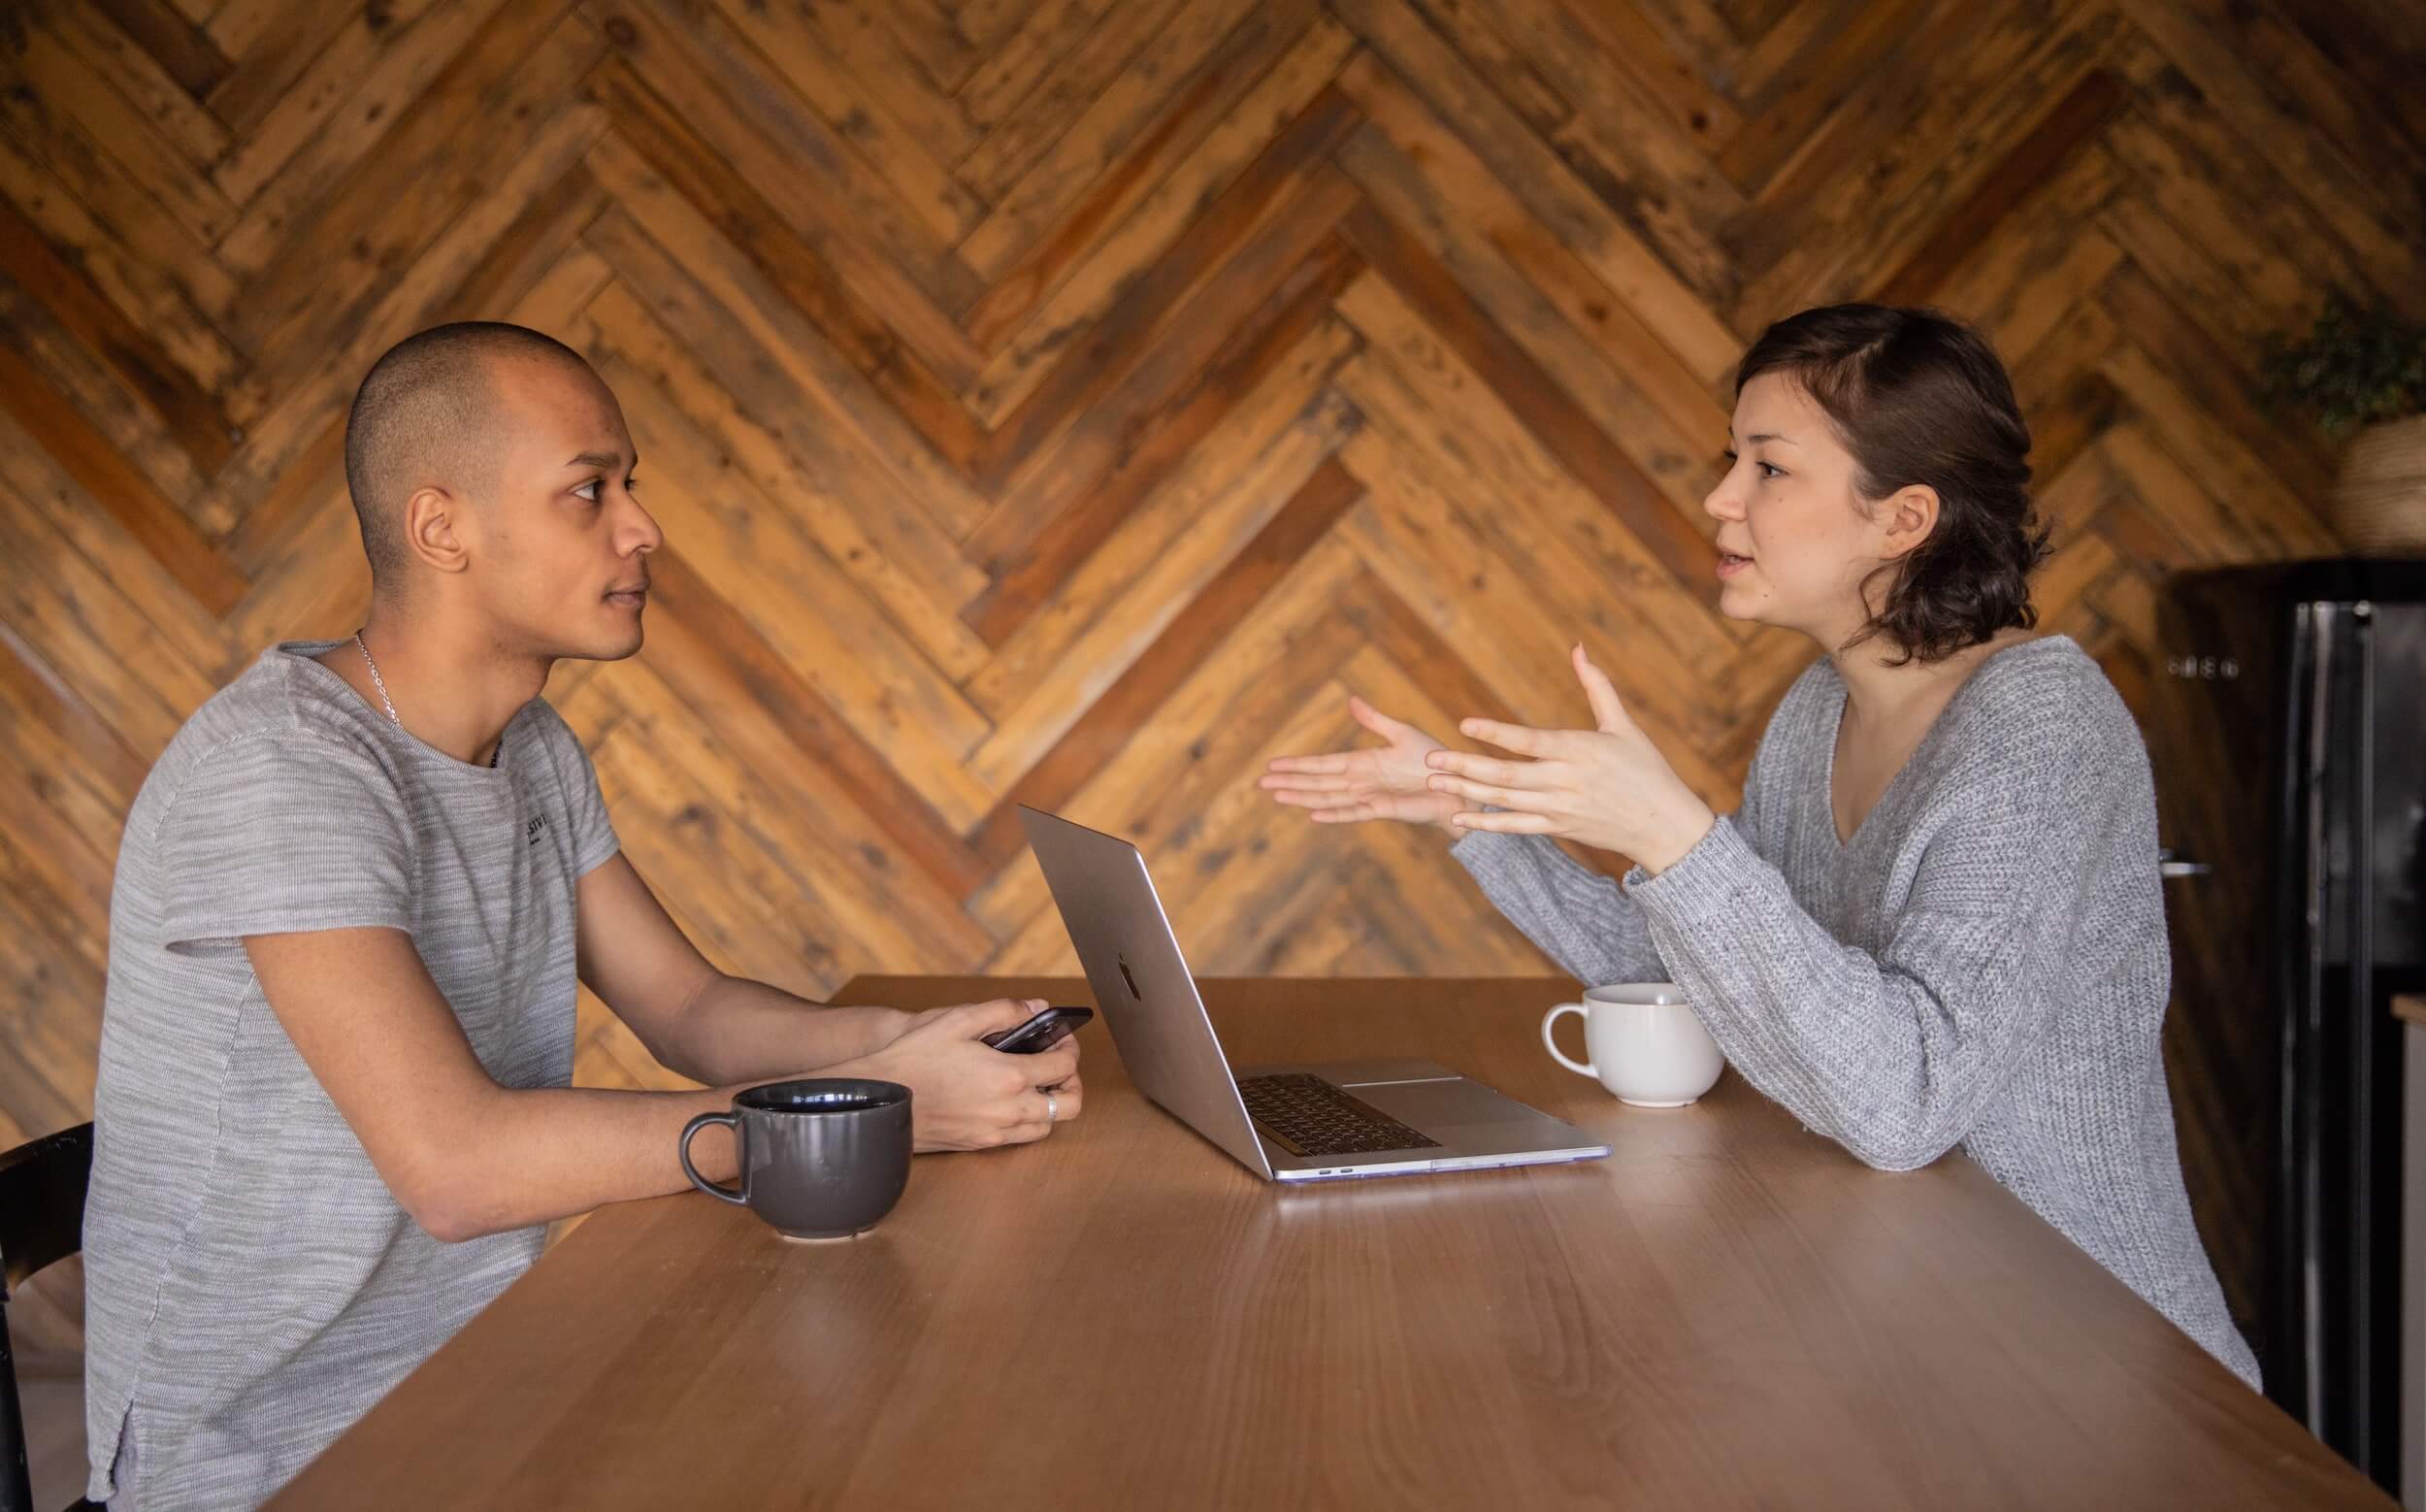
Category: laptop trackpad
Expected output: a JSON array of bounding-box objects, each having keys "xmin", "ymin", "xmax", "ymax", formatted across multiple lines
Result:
[{"xmin": 1357, "ymin": 1078, "xmax": 1538, "ymax": 1135}]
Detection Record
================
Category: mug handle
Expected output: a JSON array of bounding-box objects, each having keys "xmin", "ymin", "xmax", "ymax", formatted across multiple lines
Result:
[
  {"xmin": 679, "ymin": 1111, "xmax": 748, "ymax": 1205},
  {"xmin": 1542, "ymin": 1003, "xmax": 1596, "ymax": 1078}
]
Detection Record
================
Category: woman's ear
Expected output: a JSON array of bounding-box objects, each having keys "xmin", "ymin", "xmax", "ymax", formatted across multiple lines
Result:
[{"xmin": 1877, "ymin": 483, "xmax": 1941, "ymax": 562}]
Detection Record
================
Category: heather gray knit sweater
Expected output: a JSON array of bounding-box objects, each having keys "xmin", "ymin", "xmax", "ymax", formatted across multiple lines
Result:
[{"xmin": 1453, "ymin": 636, "xmax": 2261, "ymax": 1388}]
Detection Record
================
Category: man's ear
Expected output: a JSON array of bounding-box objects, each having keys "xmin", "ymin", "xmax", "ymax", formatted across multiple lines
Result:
[{"xmin": 402, "ymin": 485, "xmax": 472, "ymax": 576}]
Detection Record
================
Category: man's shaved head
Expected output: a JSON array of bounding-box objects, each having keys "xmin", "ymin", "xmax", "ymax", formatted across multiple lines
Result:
[{"xmin": 343, "ymin": 321, "xmax": 594, "ymax": 584}]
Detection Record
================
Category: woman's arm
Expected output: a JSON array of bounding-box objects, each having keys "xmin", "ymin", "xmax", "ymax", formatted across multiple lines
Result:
[
  {"xmin": 1451, "ymin": 831, "xmax": 1663, "ymax": 985},
  {"xmin": 1623, "ymin": 737, "xmax": 2129, "ymax": 1170}
]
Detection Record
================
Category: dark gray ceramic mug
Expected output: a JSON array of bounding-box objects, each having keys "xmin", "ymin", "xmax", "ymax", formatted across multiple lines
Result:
[{"xmin": 679, "ymin": 1078, "xmax": 912, "ymax": 1241}]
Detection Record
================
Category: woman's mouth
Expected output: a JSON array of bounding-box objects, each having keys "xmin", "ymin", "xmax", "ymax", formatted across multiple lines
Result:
[{"xmin": 1717, "ymin": 552, "xmax": 1754, "ymax": 578}]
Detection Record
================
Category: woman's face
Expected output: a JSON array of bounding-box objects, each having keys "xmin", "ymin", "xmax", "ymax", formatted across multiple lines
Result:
[{"xmin": 1703, "ymin": 373, "xmax": 1928, "ymax": 645}]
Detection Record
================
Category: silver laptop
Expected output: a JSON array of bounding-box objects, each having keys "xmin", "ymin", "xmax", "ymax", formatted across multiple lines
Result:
[{"xmin": 1019, "ymin": 807, "xmax": 1610, "ymax": 1182}]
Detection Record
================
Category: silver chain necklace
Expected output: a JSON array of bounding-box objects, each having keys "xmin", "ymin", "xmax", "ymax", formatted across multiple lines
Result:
[{"xmin": 354, "ymin": 629, "xmax": 498, "ymax": 769}]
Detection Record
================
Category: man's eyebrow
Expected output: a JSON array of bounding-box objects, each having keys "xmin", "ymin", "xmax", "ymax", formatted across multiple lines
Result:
[{"xmin": 564, "ymin": 450, "xmax": 635, "ymax": 469}]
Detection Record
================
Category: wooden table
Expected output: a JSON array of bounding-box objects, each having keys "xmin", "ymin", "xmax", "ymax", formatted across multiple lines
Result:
[{"xmin": 274, "ymin": 978, "xmax": 2391, "ymax": 1509}]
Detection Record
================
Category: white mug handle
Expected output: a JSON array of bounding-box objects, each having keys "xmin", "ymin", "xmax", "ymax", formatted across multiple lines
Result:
[{"xmin": 1542, "ymin": 1003, "xmax": 1595, "ymax": 1077}]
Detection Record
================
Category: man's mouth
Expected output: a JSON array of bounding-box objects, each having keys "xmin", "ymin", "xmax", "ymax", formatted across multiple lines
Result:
[{"xmin": 606, "ymin": 578, "xmax": 649, "ymax": 608}]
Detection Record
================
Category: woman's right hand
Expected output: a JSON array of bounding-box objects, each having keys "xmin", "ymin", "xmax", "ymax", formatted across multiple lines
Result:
[{"xmin": 1261, "ymin": 697, "xmax": 1463, "ymax": 835}]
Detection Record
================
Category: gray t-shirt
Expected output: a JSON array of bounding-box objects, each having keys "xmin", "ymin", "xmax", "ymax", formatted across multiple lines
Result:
[
  {"xmin": 82, "ymin": 641, "xmax": 619, "ymax": 1508},
  {"xmin": 1454, "ymin": 636, "xmax": 2262, "ymax": 1388}
]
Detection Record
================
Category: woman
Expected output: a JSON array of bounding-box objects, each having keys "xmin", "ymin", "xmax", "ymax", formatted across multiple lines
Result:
[{"xmin": 1262, "ymin": 303, "xmax": 2260, "ymax": 1388}]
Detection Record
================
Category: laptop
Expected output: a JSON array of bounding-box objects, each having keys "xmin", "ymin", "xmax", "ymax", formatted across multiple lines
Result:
[{"xmin": 1018, "ymin": 807, "xmax": 1611, "ymax": 1182}]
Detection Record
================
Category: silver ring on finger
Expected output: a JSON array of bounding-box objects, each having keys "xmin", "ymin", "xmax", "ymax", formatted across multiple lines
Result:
[{"xmin": 1046, "ymin": 1091, "xmax": 1059, "ymax": 1125}]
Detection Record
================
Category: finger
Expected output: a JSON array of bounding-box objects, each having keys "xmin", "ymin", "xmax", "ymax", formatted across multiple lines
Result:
[
  {"xmin": 1347, "ymin": 696, "xmax": 1408, "ymax": 740},
  {"xmin": 1425, "ymin": 749, "xmax": 1527, "ymax": 786},
  {"xmin": 1459, "ymin": 718, "xmax": 1553, "ymax": 758},
  {"xmin": 1026, "ymin": 1042, "xmax": 1080, "ymax": 1086},
  {"xmin": 954, "ymin": 997, "xmax": 1042, "ymax": 1036},
  {"xmin": 1572, "ymin": 643, "xmax": 1627, "ymax": 733},
  {"xmin": 1265, "ymin": 753, "xmax": 1350, "ymax": 775},
  {"xmin": 1259, "ymin": 772, "xmax": 1355, "ymax": 793},
  {"xmin": 1427, "ymin": 773, "xmax": 1537, "ymax": 809},
  {"xmin": 1307, "ymin": 802, "xmax": 1390, "ymax": 824},
  {"xmin": 1268, "ymin": 788, "xmax": 1377, "ymax": 813},
  {"xmin": 1451, "ymin": 807, "xmax": 1559, "ymax": 835}
]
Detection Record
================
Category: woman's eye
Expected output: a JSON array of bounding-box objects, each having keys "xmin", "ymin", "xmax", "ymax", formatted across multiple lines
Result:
[{"xmin": 1757, "ymin": 462, "xmax": 1784, "ymax": 479}]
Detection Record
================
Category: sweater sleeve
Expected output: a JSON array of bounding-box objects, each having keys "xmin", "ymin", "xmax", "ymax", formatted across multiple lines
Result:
[
  {"xmin": 1450, "ymin": 830, "xmax": 1661, "ymax": 985},
  {"xmin": 1450, "ymin": 763, "xmax": 1771, "ymax": 987},
  {"xmin": 1622, "ymin": 732, "xmax": 2123, "ymax": 1171}
]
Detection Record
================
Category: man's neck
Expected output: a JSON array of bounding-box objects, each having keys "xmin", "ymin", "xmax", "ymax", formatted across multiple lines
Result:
[{"xmin": 317, "ymin": 608, "xmax": 551, "ymax": 768}]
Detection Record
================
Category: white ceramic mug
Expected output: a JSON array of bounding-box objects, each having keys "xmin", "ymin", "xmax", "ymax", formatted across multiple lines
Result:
[{"xmin": 1541, "ymin": 983, "xmax": 1724, "ymax": 1107}]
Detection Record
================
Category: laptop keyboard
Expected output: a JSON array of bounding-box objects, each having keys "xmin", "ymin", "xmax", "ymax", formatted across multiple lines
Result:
[{"xmin": 1236, "ymin": 1073, "xmax": 1442, "ymax": 1157}]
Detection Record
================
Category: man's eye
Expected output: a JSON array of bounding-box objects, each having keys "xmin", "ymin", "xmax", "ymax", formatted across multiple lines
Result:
[
  {"xmin": 574, "ymin": 480, "xmax": 601, "ymax": 503},
  {"xmin": 625, "ymin": 475, "xmax": 639, "ymax": 494}
]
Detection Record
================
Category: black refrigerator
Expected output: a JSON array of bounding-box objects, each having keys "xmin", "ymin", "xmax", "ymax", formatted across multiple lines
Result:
[{"xmin": 2147, "ymin": 557, "xmax": 2425, "ymax": 1496}]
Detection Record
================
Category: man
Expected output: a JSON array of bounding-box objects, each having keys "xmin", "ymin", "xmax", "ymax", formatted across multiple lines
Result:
[{"xmin": 81, "ymin": 322, "xmax": 1079, "ymax": 1508}]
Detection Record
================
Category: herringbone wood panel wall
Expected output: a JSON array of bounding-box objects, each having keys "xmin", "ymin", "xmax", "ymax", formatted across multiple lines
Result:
[{"xmin": 3, "ymin": 0, "xmax": 2421, "ymax": 1353}]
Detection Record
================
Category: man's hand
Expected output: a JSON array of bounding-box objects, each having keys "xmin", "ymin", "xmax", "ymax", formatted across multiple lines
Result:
[{"xmin": 841, "ymin": 999, "xmax": 1085, "ymax": 1152}]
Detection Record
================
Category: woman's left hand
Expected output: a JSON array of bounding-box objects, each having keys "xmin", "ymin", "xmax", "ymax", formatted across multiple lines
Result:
[{"xmin": 1426, "ymin": 643, "xmax": 1717, "ymax": 874}]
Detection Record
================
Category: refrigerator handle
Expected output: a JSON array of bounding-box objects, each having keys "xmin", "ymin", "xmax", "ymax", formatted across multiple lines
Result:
[{"xmin": 2158, "ymin": 848, "xmax": 2213, "ymax": 880}]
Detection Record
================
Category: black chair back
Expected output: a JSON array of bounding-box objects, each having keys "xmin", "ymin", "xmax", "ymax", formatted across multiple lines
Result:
[{"xmin": 0, "ymin": 1122, "xmax": 95, "ymax": 1512}]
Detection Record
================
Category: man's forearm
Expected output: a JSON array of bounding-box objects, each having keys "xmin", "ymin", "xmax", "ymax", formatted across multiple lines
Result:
[
  {"xmin": 656, "ymin": 973, "xmax": 907, "ymax": 1087},
  {"xmin": 412, "ymin": 1081, "xmax": 744, "ymax": 1241}
]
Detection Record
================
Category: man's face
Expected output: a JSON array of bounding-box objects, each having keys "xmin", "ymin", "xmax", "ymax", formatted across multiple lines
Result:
[{"xmin": 469, "ymin": 356, "xmax": 661, "ymax": 663}]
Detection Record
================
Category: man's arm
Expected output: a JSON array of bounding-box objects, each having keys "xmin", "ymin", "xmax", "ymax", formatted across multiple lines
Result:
[
  {"xmin": 245, "ymin": 927, "xmax": 1080, "ymax": 1243},
  {"xmin": 571, "ymin": 852, "xmax": 903, "ymax": 1086}
]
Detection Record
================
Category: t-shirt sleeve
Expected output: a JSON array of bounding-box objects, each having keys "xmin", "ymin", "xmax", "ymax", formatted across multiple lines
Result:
[
  {"xmin": 155, "ymin": 732, "xmax": 416, "ymax": 956},
  {"xmin": 535, "ymin": 701, "xmax": 618, "ymax": 877}
]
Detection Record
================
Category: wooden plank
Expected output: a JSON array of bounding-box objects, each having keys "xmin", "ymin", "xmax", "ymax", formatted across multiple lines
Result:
[
  {"xmin": 2104, "ymin": 41, "xmax": 2371, "ymax": 332},
  {"xmin": 971, "ymin": 85, "xmax": 1362, "ymax": 492},
  {"xmin": 1336, "ymin": 199, "xmax": 1721, "ymax": 601},
  {"xmin": 2096, "ymin": 261, "xmax": 2335, "ymax": 509},
  {"xmin": 1553, "ymin": 0, "xmax": 1740, "ymax": 148},
  {"xmin": 575, "ymin": 162, "xmax": 990, "ymax": 548},
  {"xmin": 1718, "ymin": 0, "xmax": 1939, "ymax": 189},
  {"xmin": 961, "ymin": 0, "xmax": 1330, "ymax": 324},
  {"xmin": 1922, "ymin": 142, "xmax": 2126, "ymax": 370},
  {"xmin": 2099, "ymin": 338, "xmax": 2338, "ymax": 560},
  {"xmin": 87, "ymin": 0, "xmax": 232, "ymax": 97},
  {"xmin": 1333, "ymin": 119, "xmax": 1721, "ymax": 532},
  {"xmin": 1734, "ymin": 0, "xmax": 2117, "ymax": 323},
  {"xmin": 961, "ymin": 12, "xmax": 1354, "ymax": 419},
  {"xmin": 969, "ymin": 536, "xmax": 1368, "ymax": 947},
  {"xmin": 964, "ymin": 232, "xmax": 1363, "ymax": 647},
  {"xmin": 0, "ymin": 124, "xmax": 234, "ymax": 351},
  {"xmin": 2114, "ymin": 0, "xmax": 2424, "ymax": 317},
  {"xmin": 51, "ymin": 0, "xmax": 231, "ymax": 168},
  {"xmin": 955, "ymin": 0, "xmax": 1115, "ymax": 134},
  {"xmin": 214, "ymin": 0, "xmax": 515, "ymax": 276},
  {"xmin": 1334, "ymin": 51, "xmax": 1733, "ymax": 446},
  {"xmin": 601, "ymin": 548, "xmax": 992, "ymax": 904},
  {"xmin": 955, "ymin": 0, "xmax": 1202, "ymax": 205},
  {"xmin": 1330, "ymin": 334, "xmax": 1732, "ymax": 727},
  {"xmin": 1328, "ymin": 0, "xmax": 1742, "ymax": 388},
  {"xmin": 594, "ymin": 350, "xmax": 1000, "ymax": 828},
  {"xmin": 967, "ymin": 456, "xmax": 1369, "ymax": 870},
  {"xmin": 1872, "ymin": 69, "xmax": 2129, "ymax": 304},
  {"xmin": 966, "ymin": 314, "xmax": 1359, "ymax": 721},
  {"xmin": 204, "ymin": 0, "xmax": 356, "ymax": 132},
  {"xmin": 4, "ymin": 23, "xmax": 234, "ymax": 247},
  {"xmin": 864, "ymin": 0, "xmax": 983, "ymax": 95},
  {"xmin": 1402, "ymin": 0, "xmax": 1571, "ymax": 136},
  {"xmin": 187, "ymin": 99, "xmax": 609, "ymax": 545},
  {"xmin": 586, "ymin": 0, "xmax": 987, "ymax": 379},
  {"xmin": 228, "ymin": 1, "xmax": 603, "ymax": 363},
  {"xmin": 580, "ymin": 64, "xmax": 984, "ymax": 450},
  {"xmin": 0, "ymin": 37, "xmax": 236, "ymax": 316},
  {"xmin": 0, "ymin": 592, "xmax": 154, "ymax": 805},
  {"xmin": 0, "ymin": 196, "xmax": 236, "ymax": 469},
  {"xmin": 959, "ymin": 378, "xmax": 1361, "ymax": 800},
  {"xmin": 581, "ymin": 277, "xmax": 991, "ymax": 682}
]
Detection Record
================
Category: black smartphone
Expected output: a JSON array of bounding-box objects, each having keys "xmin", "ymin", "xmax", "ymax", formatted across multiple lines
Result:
[{"xmin": 981, "ymin": 1005, "xmax": 1093, "ymax": 1054}]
